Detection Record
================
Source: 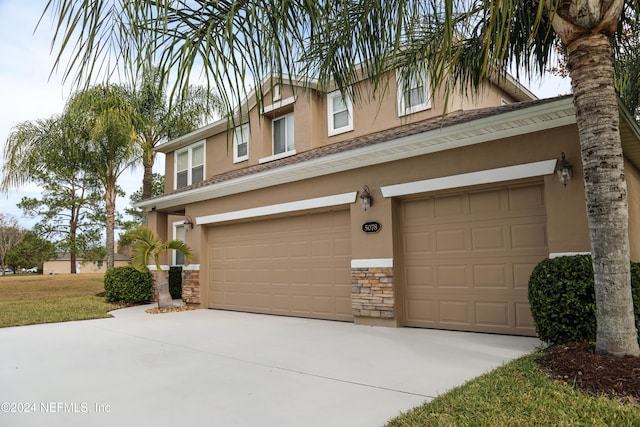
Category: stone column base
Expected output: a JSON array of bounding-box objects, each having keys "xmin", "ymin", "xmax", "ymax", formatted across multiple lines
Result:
[
  {"xmin": 351, "ymin": 267, "xmax": 395, "ymax": 319},
  {"xmin": 182, "ymin": 269, "xmax": 200, "ymax": 305}
]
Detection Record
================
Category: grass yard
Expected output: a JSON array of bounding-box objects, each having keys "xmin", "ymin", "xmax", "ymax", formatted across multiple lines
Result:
[
  {"xmin": 386, "ymin": 353, "xmax": 640, "ymax": 426},
  {"xmin": 0, "ymin": 273, "xmax": 118, "ymax": 327}
]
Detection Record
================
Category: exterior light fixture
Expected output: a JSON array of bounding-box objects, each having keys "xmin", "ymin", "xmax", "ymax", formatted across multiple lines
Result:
[
  {"xmin": 359, "ymin": 185, "xmax": 373, "ymax": 211},
  {"xmin": 556, "ymin": 152, "xmax": 573, "ymax": 187},
  {"xmin": 183, "ymin": 215, "xmax": 194, "ymax": 230}
]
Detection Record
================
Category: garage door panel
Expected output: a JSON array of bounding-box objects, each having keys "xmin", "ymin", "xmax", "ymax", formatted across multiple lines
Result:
[
  {"xmin": 436, "ymin": 265, "xmax": 468, "ymax": 288},
  {"xmin": 208, "ymin": 209, "xmax": 352, "ymax": 322},
  {"xmin": 405, "ymin": 231, "xmax": 433, "ymax": 254},
  {"xmin": 403, "ymin": 181, "xmax": 547, "ymax": 336},
  {"xmin": 311, "ymin": 239, "xmax": 333, "ymax": 257},
  {"xmin": 334, "ymin": 238, "xmax": 351, "ymax": 256},
  {"xmin": 475, "ymin": 302, "xmax": 509, "ymax": 327},
  {"xmin": 511, "ymin": 223, "xmax": 547, "ymax": 249},
  {"xmin": 435, "ymin": 229, "xmax": 467, "ymax": 253},
  {"xmin": 406, "ymin": 266, "xmax": 433, "ymax": 287},
  {"xmin": 472, "ymin": 226, "xmax": 505, "ymax": 251},
  {"xmin": 434, "ymin": 194, "xmax": 466, "ymax": 217},
  {"xmin": 473, "ymin": 264, "xmax": 507, "ymax": 288},
  {"xmin": 403, "ymin": 198, "xmax": 433, "ymax": 220},
  {"xmin": 513, "ymin": 263, "xmax": 538, "ymax": 288},
  {"xmin": 515, "ymin": 303, "xmax": 535, "ymax": 329},
  {"xmin": 470, "ymin": 189, "xmax": 503, "ymax": 214},
  {"xmin": 406, "ymin": 299, "xmax": 435, "ymax": 324},
  {"xmin": 439, "ymin": 300, "xmax": 469, "ymax": 324},
  {"xmin": 508, "ymin": 184, "xmax": 545, "ymax": 210}
]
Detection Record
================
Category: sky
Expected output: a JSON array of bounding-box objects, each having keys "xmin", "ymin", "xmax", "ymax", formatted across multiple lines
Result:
[
  {"xmin": 0, "ymin": 0, "xmax": 572, "ymax": 232},
  {"xmin": 0, "ymin": 0, "xmax": 165, "ymax": 232}
]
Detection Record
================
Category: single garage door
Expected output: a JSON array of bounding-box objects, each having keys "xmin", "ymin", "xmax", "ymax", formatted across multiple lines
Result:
[
  {"xmin": 208, "ymin": 209, "xmax": 352, "ymax": 321},
  {"xmin": 401, "ymin": 181, "xmax": 548, "ymax": 336}
]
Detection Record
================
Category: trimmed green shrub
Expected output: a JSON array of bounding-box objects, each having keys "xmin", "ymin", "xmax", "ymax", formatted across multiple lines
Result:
[
  {"xmin": 169, "ymin": 266, "xmax": 182, "ymax": 299},
  {"xmin": 104, "ymin": 266, "xmax": 153, "ymax": 304},
  {"xmin": 528, "ymin": 255, "xmax": 640, "ymax": 344}
]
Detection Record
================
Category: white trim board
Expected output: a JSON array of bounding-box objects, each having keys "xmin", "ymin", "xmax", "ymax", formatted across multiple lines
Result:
[
  {"xmin": 197, "ymin": 192, "xmax": 357, "ymax": 225},
  {"xmin": 351, "ymin": 259, "xmax": 393, "ymax": 268},
  {"xmin": 381, "ymin": 159, "xmax": 557, "ymax": 198}
]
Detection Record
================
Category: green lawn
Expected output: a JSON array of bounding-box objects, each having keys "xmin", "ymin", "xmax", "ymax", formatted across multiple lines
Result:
[
  {"xmin": 386, "ymin": 353, "xmax": 640, "ymax": 426},
  {"xmin": 0, "ymin": 273, "xmax": 118, "ymax": 327}
]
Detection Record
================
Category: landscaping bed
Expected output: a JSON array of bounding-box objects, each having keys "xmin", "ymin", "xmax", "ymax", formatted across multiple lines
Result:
[{"xmin": 537, "ymin": 341, "xmax": 640, "ymax": 404}]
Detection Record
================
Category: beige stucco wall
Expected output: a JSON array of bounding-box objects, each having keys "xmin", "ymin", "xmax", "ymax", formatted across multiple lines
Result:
[
  {"xmin": 165, "ymin": 123, "xmax": 590, "ymax": 269},
  {"xmin": 164, "ymin": 71, "xmax": 517, "ymax": 192}
]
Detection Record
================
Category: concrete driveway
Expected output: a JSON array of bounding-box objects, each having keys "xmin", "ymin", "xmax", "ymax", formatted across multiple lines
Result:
[{"xmin": 0, "ymin": 304, "xmax": 539, "ymax": 427}]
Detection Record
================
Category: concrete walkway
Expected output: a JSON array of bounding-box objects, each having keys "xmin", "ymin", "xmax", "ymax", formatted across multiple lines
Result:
[{"xmin": 0, "ymin": 303, "xmax": 539, "ymax": 427}]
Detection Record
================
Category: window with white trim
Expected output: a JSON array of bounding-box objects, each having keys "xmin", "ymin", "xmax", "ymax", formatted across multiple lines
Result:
[
  {"xmin": 233, "ymin": 124, "xmax": 249, "ymax": 163},
  {"xmin": 397, "ymin": 68, "xmax": 431, "ymax": 116},
  {"xmin": 175, "ymin": 142, "xmax": 205, "ymax": 189},
  {"xmin": 327, "ymin": 91, "xmax": 353, "ymax": 136},
  {"xmin": 173, "ymin": 223, "xmax": 186, "ymax": 265},
  {"xmin": 272, "ymin": 113, "xmax": 295, "ymax": 155}
]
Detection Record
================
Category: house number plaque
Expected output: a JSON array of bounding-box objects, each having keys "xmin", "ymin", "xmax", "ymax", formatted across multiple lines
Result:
[{"xmin": 362, "ymin": 221, "xmax": 382, "ymax": 234}]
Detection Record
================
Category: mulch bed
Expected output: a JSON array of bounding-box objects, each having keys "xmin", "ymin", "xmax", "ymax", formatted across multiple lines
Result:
[
  {"xmin": 536, "ymin": 341, "xmax": 640, "ymax": 404},
  {"xmin": 145, "ymin": 305, "xmax": 198, "ymax": 314}
]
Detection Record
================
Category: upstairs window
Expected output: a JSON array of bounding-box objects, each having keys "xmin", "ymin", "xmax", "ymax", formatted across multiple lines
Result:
[
  {"xmin": 397, "ymin": 68, "xmax": 431, "ymax": 116},
  {"xmin": 327, "ymin": 91, "xmax": 353, "ymax": 136},
  {"xmin": 175, "ymin": 142, "xmax": 205, "ymax": 189},
  {"xmin": 233, "ymin": 124, "xmax": 249, "ymax": 163},
  {"xmin": 273, "ymin": 113, "xmax": 295, "ymax": 155}
]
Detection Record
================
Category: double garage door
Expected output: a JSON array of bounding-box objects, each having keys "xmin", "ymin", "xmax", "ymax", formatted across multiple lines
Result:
[
  {"xmin": 401, "ymin": 181, "xmax": 548, "ymax": 336},
  {"xmin": 207, "ymin": 209, "xmax": 353, "ymax": 321},
  {"xmin": 206, "ymin": 181, "xmax": 547, "ymax": 336}
]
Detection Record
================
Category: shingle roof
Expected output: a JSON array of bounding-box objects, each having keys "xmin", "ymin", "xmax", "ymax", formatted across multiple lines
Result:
[{"xmin": 149, "ymin": 96, "xmax": 570, "ymax": 202}]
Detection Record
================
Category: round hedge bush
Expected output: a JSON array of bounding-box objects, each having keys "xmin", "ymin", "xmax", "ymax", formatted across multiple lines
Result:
[
  {"xmin": 104, "ymin": 266, "xmax": 153, "ymax": 304},
  {"xmin": 528, "ymin": 255, "xmax": 640, "ymax": 344}
]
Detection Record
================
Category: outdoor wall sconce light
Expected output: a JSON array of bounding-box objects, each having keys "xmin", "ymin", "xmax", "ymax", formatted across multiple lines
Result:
[
  {"xmin": 360, "ymin": 185, "xmax": 373, "ymax": 211},
  {"xmin": 183, "ymin": 216, "xmax": 194, "ymax": 230},
  {"xmin": 556, "ymin": 152, "xmax": 573, "ymax": 187}
]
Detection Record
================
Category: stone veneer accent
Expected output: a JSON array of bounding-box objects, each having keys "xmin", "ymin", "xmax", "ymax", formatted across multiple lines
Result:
[
  {"xmin": 351, "ymin": 267, "xmax": 395, "ymax": 318},
  {"xmin": 182, "ymin": 269, "xmax": 200, "ymax": 304}
]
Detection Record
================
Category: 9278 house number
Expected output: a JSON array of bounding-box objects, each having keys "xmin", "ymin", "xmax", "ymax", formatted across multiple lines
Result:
[{"xmin": 362, "ymin": 221, "xmax": 382, "ymax": 234}]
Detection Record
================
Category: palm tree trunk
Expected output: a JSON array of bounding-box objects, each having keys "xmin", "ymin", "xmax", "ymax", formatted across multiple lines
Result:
[
  {"xmin": 153, "ymin": 270, "xmax": 173, "ymax": 309},
  {"xmin": 105, "ymin": 183, "xmax": 116, "ymax": 269},
  {"xmin": 568, "ymin": 34, "xmax": 640, "ymax": 357},
  {"xmin": 142, "ymin": 139, "xmax": 155, "ymax": 201}
]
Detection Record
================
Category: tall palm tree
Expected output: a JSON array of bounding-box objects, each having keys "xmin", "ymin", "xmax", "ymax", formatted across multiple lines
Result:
[
  {"xmin": 130, "ymin": 65, "xmax": 222, "ymax": 200},
  {"xmin": 124, "ymin": 224, "xmax": 192, "ymax": 309},
  {"xmin": 66, "ymin": 84, "xmax": 139, "ymax": 269},
  {"xmin": 1, "ymin": 113, "xmax": 103, "ymax": 273},
  {"xmin": 42, "ymin": 0, "xmax": 640, "ymax": 356}
]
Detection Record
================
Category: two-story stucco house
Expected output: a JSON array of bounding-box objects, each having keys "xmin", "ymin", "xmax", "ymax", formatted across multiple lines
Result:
[{"xmin": 136, "ymin": 69, "xmax": 640, "ymax": 337}]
